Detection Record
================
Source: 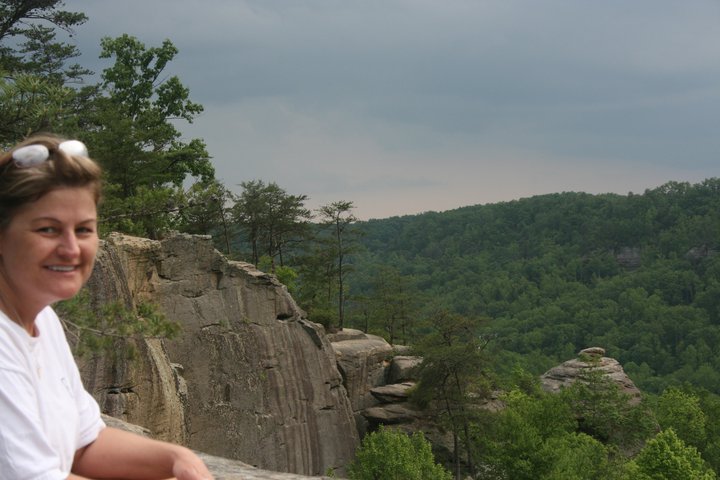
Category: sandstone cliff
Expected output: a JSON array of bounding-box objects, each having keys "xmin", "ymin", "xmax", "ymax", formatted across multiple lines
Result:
[{"xmin": 78, "ymin": 233, "xmax": 359, "ymax": 477}]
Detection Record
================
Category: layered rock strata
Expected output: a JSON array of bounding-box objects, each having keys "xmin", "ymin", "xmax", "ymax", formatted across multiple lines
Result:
[{"xmin": 78, "ymin": 233, "xmax": 359, "ymax": 476}]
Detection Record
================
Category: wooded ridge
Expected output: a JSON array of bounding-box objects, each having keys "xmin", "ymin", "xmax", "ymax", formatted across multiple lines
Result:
[{"xmin": 349, "ymin": 180, "xmax": 720, "ymax": 396}]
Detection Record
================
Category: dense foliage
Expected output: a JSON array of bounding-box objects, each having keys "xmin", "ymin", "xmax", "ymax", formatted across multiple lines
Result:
[
  {"xmin": 348, "ymin": 426, "xmax": 452, "ymax": 480},
  {"xmin": 471, "ymin": 379, "xmax": 719, "ymax": 480},
  {"xmin": 348, "ymin": 181, "xmax": 720, "ymax": 396},
  {"xmin": 0, "ymin": 1, "xmax": 212, "ymax": 239}
]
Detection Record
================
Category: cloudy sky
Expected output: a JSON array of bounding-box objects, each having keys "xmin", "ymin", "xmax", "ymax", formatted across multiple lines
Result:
[{"xmin": 62, "ymin": 0, "xmax": 720, "ymax": 220}]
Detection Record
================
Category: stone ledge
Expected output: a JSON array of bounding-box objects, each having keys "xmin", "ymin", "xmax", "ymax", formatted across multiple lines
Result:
[
  {"xmin": 103, "ymin": 415, "xmax": 344, "ymax": 480},
  {"xmin": 199, "ymin": 452, "xmax": 341, "ymax": 480}
]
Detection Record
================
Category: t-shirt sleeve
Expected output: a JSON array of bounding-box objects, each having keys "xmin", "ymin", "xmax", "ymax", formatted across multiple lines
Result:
[{"xmin": 75, "ymin": 383, "xmax": 106, "ymax": 449}]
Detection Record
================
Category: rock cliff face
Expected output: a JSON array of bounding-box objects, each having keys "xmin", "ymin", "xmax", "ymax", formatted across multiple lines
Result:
[{"xmin": 78, "ymin": 233, "xmax": 359, "ymax": 477}]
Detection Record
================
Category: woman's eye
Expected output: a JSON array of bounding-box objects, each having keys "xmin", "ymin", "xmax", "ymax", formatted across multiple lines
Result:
[{"xmin": 37, "ymin": 226, "xmax": 58, "ymax": 234}]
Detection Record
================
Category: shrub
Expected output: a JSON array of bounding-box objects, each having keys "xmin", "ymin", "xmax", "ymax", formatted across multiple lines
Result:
[{"xmin": 348, "ymin": 426, "xmax": 451, "ymax": 480}]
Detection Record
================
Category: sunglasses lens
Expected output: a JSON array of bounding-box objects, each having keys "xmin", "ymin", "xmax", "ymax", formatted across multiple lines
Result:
[
  {"xmin": 58, "ymin": 140, "xmax": 89, "ymax": 158},
  {"xmin": 10, "ymin": 140, "xmax": 89, "ymax": 169},
  {"xmin": 12, "ymin": 144, "xmax": 50, "ymax": 168}
]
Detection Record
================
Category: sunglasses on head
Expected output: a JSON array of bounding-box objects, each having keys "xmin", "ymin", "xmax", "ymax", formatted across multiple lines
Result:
[{"xmin": 11, "ymin": 140, "xmax": 89, "ymax": 168}]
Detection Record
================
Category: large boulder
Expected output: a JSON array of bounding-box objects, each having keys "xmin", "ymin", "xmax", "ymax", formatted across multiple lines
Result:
[
  {"xmin": 78, "ymin": 233, "xmax": 359, "ymax": 477},
  {"xmin": 540, "ymin": 347, "xmax": 642, "ymax": 403},
  {"xmin": 329, "ymin": 329, "xmax": 395, "ymax": 412},
  {"xmin": 386, "ymin": 356, "xmax": 422, "ymax": 384}
]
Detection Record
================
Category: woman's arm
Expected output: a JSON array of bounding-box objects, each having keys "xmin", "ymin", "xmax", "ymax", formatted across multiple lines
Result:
[{"xmin": 72, "ymin": 426, "xmax": 213, "ymax": 480}]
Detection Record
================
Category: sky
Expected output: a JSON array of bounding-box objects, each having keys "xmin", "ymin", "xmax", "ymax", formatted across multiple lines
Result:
[{"xmin": 61, "ymin": 0, "xmax": 720, "ymax": 220}]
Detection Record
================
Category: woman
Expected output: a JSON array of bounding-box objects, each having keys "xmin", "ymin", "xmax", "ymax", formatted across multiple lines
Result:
[{"xmin": 0, "ymin": 135, "xmax": 213, "ymax": 480}]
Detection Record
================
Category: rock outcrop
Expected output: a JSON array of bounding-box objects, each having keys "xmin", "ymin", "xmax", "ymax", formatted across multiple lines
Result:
[
  {"xmin": 329, "ymin": 330, "xmax": 394, "ymax": 411},
  {"xmin": 540, "ymin": 347, "xmax": 642, "ymax": 403},
  {"xmin": 326, "ymin": 331, "xmax": 455, "ymax": 461},
  {"xmin": 614, "ymin": 247, "xmax": 642, "ymax": 269},
  {"xmin": 328, "ymin": 329, "xmax": 424, "ymax": 436},
  {"xmin": 78, "ymin": 233, "xmax": 359, "ymax": 477}
]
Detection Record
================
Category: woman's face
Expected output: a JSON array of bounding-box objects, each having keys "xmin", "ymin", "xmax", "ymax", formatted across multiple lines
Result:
[{"xmin": 0, "ymin": 187, "xmax": 98, "ymax": 313}]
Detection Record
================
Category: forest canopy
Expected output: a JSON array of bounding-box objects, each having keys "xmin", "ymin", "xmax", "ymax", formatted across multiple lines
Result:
[{"xmin": 350, "ymin": 181, "xmax": 720, "ymax": 396}]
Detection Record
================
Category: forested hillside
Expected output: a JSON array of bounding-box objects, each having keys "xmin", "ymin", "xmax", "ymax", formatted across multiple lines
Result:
[{"xmin": 349, "ymin": 180, "xmax": 720, "ymax": 395}]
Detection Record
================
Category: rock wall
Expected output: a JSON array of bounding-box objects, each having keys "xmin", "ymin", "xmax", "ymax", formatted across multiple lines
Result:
[{"xmin": 77, "ymin": 233, "xmax": 359, "ymax": 477}]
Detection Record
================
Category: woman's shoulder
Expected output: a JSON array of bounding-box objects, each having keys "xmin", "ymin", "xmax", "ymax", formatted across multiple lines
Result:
[
  {"xmin": 36, "ymin": 306, "xmax": 73, "ymax": 349},
  {"xmin": 0, "ymin": 310, "xmax": 33, "ymax": 372}
]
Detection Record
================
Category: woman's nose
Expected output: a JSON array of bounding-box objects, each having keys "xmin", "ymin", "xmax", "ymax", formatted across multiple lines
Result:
[{"xmin": 57, "ymin": 232, "xmax": 80, "ymax": 257}]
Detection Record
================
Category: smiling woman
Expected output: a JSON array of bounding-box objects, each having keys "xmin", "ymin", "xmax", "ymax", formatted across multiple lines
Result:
[{"xmin": 0, "ymin": 135, "xmax": 213, "ymax": 480}]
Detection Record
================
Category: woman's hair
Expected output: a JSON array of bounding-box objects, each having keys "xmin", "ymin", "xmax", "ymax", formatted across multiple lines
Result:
[{"xmin": 0, "ymin": 134, "xmax": 103, "ymax": 230}]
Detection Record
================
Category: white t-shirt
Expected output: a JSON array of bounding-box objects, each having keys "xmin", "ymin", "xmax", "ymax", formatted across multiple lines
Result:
[{"xmin": 0, "ymin": 307, "xmax": 105, "ymax": 480}]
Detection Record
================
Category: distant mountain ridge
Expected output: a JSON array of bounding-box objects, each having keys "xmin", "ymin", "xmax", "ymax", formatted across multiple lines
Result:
[{"xmin": 349, "ymin": 178, "xmax": 720, "ymax": 394}]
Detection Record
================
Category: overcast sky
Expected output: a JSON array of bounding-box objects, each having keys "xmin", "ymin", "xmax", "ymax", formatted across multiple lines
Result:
[{"xmin": 61, "ymin": 0, "xmax": 720, "ymax": 220}]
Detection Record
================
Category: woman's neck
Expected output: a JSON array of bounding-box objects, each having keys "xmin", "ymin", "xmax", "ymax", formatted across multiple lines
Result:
[{"xmin": 0, "ymin": 275, "xmax": 40, "ymax": 336}]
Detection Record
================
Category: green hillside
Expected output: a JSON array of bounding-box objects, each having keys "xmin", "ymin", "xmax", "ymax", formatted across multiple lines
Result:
[{"xmin": 349, "ymin": 179, "xmax": 720, "ymax": 394}]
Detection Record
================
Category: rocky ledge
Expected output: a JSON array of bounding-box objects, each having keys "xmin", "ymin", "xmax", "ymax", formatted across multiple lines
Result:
[{"xmin": 104, "ymin": 416, "xmax": 339, "ymax": 479}]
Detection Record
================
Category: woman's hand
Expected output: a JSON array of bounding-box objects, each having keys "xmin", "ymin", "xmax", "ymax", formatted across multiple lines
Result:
[{"xmin": 171, "ymin": 447, "xmax": 213, "ymax": 480}]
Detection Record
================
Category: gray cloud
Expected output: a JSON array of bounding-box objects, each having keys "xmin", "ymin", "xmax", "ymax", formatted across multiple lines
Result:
[{"xmin": 62, "ymin": 0, "xmax": 720, "ymax": 219}]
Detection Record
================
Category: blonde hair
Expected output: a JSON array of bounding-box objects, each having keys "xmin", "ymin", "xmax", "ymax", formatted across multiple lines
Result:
[{"xmin": 0, "ymin": 134, "xmax": 102, "ymax": 230}]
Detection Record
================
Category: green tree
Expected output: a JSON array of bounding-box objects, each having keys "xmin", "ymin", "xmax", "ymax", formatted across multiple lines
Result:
[
  {"xmin": 99, "ymin": 183, "xmax": 186, "ymax": 238},
  {"xmin": 654, "ymin": 388, "xmax": 707, "ymax": 450},
  {"xmin": 57, "ymin": 289, "xmax": 180, "ymax": 359},
  {"xmin": 560, "ymin": 368, "xmax": 657, "ymax": 452},
  {"xmin": 348, "ymin": 426, "xmax": 452, "ymax": 480},
  {"xmin": 543, "ymin": 432, "xmax": 613, "ymax": 480},
  {"xmin": 232, "ymin": 180, "xmax": 311, "ymax": 266},
  {"xmin": 178, "ymin": 179, "xmax": 236, "ymax": 254},
  {"xmin": 411, "ymin": 311, "xmax": 490, "ymax": 479},
  {"xmin": 0, "ymin": 73, "xmax": 76, "ymax": 143},
  {"xmin": 88, "ymin": 34, "xmax": 212, "ymax": 191},
  {"xmin": 258, "ymin": 255, "xmax": 299, "ymax": 293},
  {"xmin": 0, "ymin": 0, "xmax": 87, "ymax": 79},
  {"xmin": 366, "ymin": 265, "xmax": 417, "ymax": 344},
  {"xmin": 632, "ymin": 428, "xmax": 716, "ymax": 480},
  {"xmin": 0, "ymin": 1, "xmax": 90, "ymax": 143},
  {"xmin": 317, "ymin": 200, "xmax": 358, "ymax": 330},
  {"xmin": 480, "ymin": 397, "xmax": 550, "ymax": 479},
  {"xmin": 690, "ymin": 389, "xmax": 720, "ymax": 473},
  {"xmin": 293, "ymin": 234, "xmax": 338, "ymax": 326},
  {"xmin": 478, "ymin": 389, "xmax": 577, "ymax": 480},
  {"xmin": 79, "ymin": 35, "xmax": 213, "ymax": 237}
]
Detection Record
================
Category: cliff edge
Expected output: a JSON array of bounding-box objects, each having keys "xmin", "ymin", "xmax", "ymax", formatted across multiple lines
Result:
[{"xmin": 77, "ymin": 233, "xmax": 359, "ymax": 477}]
